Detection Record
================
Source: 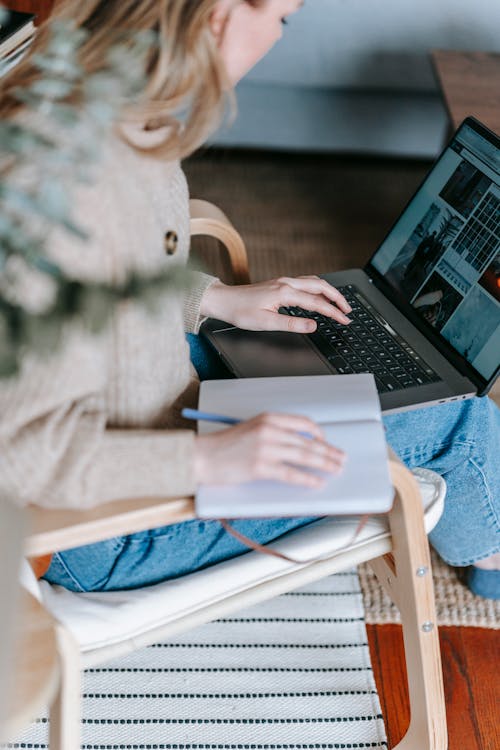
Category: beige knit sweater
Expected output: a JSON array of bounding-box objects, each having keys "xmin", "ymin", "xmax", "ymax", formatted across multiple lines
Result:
[{"xmin": 0, "ymin": 130, "xmax": 217, "ymax": 509}]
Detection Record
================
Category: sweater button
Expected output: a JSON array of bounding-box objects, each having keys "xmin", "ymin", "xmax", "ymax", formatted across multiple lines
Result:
[{"xmin": 164, "ymin": 230, "xmax": 178, "ymax": 255}]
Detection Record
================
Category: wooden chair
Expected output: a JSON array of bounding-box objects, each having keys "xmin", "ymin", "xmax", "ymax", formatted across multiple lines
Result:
[
  {"xmin": 15, "ymin": 200, "xmax": 447, "ymax": 750},
  {"xmin": 0, "ymin": 498, "xmax": 26, "ymax": 738},
  {"xmin": 0, "ymin": 500, "xmax": 62, "ymax": 746}
]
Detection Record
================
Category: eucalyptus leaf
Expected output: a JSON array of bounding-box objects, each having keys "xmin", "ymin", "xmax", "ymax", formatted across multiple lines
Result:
[
  {"xmin": 0, "ymin": 353, "xmax": 18, "ymax": 378},
  {"xmin": 39, "ymin": 179, "xmax": 72, "ymax": 219},
  {"xmin": 0, "ymin": 213, "xmax": 16, "ymax": 238},
  {"xmin": 29, "ymin": 77, "xmax": 75, "ymax": 100},
  {"xmin": 24, "ymin": 312, "xmax": 64, "ymax": 355},
  {"xmin": 49, "ymin": 102, "xmax": 81, "ymax": 127},
  {"xmin": 2, "ymin": 184, "xmax": 86, "ymax": 240},
  {"xmin": 83, "ymin": 75, "xmax": 126, "ymax": 107},
  {"xmin": 30, "ymin": 255, "xmax": 62, "ymax": 278},
  {"xmin": 47, "ymin": 21, "xmax": 89, "ymax": 51},
  {"xmin": 3, "ymin": 184, "xmax": 63, "ymax": 223},
  {"xmin": 58, "ymin": 217, "xmax": 89, "ymax": 241},
  {"xmin": 13, "ymin": 87, "xmax": 47, "ymax": 108},
  {"xmin": 32, "ymin": 52, "xmax": 82, "ymax": 80},
  {"xmin": 0, "ymin": 122, "xmax": 55, "ymax": 154},
  {"xmin": 80, "ymin": 287, "xmax": 114, "ymax": 333},
  {"xmin": 0, "ymin": 222, "xmax": 40, "ymax": 255}
]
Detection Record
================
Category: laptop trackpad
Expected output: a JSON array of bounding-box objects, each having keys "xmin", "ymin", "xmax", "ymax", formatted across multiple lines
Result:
[{"xmin": 211, "ymin": 328, "xmax": 331, "ymax": 377}]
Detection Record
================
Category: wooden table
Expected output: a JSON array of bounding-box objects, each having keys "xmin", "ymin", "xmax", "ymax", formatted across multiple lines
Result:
[
  {"xmin": 1, "ymin": 591, "xmax": 60, "ymax": 744},
  {"xmin": 431, "ymin": 50, "xmax": 500, "ymax": 135}
]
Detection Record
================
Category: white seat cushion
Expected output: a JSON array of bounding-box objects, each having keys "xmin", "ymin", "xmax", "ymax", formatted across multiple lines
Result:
[{"xmin": 38, "ymin": 468, "xmax": 445, "ymax": 653}]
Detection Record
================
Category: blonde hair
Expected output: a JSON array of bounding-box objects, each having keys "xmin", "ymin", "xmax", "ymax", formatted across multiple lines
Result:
[{"xmin": 0, "ymin": 0, "xmax": 242, "ymax": 160}]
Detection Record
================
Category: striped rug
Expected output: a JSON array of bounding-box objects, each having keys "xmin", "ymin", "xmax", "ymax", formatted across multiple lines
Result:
[{"xmin": 10, "ymin": 571, "xmax": 387, "ymax": 750}]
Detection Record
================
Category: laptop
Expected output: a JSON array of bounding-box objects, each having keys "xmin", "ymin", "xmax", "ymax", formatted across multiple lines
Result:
[{"xmin": 201, "ymin": 117, "xmax": 500, "ymax": 414}]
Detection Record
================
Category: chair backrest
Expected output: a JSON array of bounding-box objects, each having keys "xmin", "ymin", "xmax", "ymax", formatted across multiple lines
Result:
[{"xmin": 0, "ymin": 497, "xmax": 26, "ymax": 733}]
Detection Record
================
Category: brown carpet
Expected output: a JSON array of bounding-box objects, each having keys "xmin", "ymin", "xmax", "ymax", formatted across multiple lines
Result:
[
  {"xmin": 185, "ymin": 148, "xmax": 500, "ymax": 628},
  {"xmin": 185, "ymin": 148, "xmax": 430, "ymax": 281}
]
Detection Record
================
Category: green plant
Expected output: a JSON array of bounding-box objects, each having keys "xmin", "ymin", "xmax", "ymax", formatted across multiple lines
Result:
[{"xmin": 0, "ymin": 8, "xmax": 187, "ymax": 377}]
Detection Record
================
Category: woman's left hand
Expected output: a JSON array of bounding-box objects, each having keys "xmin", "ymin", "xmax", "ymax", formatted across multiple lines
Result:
[{"xmin": 200, "ymin": 276, "xmax": 352, "ymax": 333}]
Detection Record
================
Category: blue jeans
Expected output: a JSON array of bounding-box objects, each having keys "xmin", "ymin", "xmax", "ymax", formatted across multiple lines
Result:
[{"xmin": 44, "ymin": 335, "xmax": 500, "ymax": 592}]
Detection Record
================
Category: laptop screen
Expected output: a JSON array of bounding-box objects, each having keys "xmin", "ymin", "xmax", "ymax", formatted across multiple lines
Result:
[{"xmin": 370, "ymin": 119, "xmax": 500, "ymax": 383}]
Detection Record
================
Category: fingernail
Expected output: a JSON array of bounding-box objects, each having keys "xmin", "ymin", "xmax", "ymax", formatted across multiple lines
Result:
[
  {"xmin": 341, "ymin": 316, "xmax": 352, "ymax": 325},
  {"xmin": 299, "ymin": 430, "xmax": 317, "ymax": 440}
]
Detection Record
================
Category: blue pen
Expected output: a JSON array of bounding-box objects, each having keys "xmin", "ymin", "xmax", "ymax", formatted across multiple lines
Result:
[
  {"xmin": 181, "ymin": 408, "xmax": 315, "ymax": 439},
  {"xmin": 181, "ymin": 408, "xmax": 240, "ymax": 425}
]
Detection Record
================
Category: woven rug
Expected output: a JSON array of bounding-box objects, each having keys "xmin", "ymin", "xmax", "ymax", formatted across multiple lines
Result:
[
  {"xmin": 360, "ymin": 549, "xmax": 500, "ymax": 629},
  {"xmin": 10, "ymin": 571, "xmax": 388, "ymax": 750},
  {"xmin": 185, "ymin": 149, "xmax": 500, "ymax": 629}
]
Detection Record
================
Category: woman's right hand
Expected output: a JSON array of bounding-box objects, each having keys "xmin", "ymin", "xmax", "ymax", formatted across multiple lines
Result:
[{"xmin": 193, "ymin": 412, "xmax": 346, "ymax": 488}]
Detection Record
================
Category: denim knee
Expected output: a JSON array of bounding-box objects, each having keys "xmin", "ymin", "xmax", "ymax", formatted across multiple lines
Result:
[
  {"xmin": 186, "ymin": 333, "xmax": 233, "ymax": 381},
  {"xmin": 385, "ymin": 397, "xmax": 500, "ymax": 566},
  {"xmin": 44, "ymin": 536, "xmax": 127, "ymax": 592}
]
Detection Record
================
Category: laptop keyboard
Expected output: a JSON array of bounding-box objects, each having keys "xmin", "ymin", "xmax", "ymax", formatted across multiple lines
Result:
[{"xmin": 283, "ymin": 284, "xmax": 441, "ymax": 394}]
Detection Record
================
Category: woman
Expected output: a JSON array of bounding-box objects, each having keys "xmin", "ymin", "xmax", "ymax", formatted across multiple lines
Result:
[{"xmin": 1, "ymin": 0, "xmax": 498, "ymax": 598}]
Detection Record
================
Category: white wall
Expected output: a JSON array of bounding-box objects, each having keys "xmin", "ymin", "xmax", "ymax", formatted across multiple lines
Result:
[
  {"xmin": 211, "ymin": 0, "xmax": 500, "ymax": 156},
  {"xmin": 247, "ymin": 0, "xmax": 500, "ymax": 91}
]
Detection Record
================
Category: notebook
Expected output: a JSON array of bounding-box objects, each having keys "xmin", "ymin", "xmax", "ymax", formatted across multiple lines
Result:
[{"xmin": 195, "ymin": 374, "xmax": 393, "ymax": 519}]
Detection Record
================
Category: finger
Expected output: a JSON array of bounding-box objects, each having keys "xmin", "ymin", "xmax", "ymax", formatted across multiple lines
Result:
[
  {"xmin": 280, "ymin": 287, "xmax": 351, "ymax": 325},
  {"xmin": 290, "ymin": 290, "xmax": 352, "ymax": 323},
  {"xmin": 277, "ymin": 443, "xmax": 345, "ymax": 473},
  {"xmin": 257, "ymin": 432, "xmax": 346, "ymax": 472},
  {"xmin": 253, "ymin": 411, "xmax": 326, "ymax": 441},
  {"xmin": 262, "ymin": 425, "xmax": 346, "ymax": 465},
  {"xmin": 254, "ymin": 310, "xmax": 319, "ymax": 334},
  {"xmin": 278, "ymin": 277, "xmax": 352, "ymax": 313},
  {"xmin": 247, "ymin": 302, "xmax": 348, "ymax": 332},
  {"xmin": 284, "ymin": 277, "xmax": 352, "ymax": 312},
  {"xmin": 258, "ymin": 461, "xmax": 327, "ymax": 488}
]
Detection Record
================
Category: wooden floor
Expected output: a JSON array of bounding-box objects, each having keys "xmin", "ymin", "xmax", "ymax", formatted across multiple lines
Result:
[
  {"xmin": 368, "ymin": 625, "xmax": 500, "ymax": 750},
  {"xmin": 186, "ymin": 148, "xmax": 500, "ymax": 750}
]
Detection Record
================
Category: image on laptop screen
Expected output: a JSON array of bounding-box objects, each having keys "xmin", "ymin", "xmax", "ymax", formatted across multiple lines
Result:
[{"xmin": 371, "ymin": 121, "xmax": 500, "ymax": 382}]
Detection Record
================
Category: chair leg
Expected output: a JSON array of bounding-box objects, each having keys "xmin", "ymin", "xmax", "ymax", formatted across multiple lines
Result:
[
  {"xmin": 368, "ymin": 462, "xmax": 448, "ymax": 750},
  {"xmin": 48, "ymin": 625, "xmax": 81, "ymax": 750}
]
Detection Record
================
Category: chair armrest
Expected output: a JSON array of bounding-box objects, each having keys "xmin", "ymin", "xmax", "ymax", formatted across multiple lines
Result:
[
  {"xmin": 189, "ymin": 199, "xmax": 251, "ymax": 284},
  {"xmin": 24, "ymin": 452, "xmax": 419, "ymax": 560},
  {"xmin": 24, "ymin": 495, "xmax": 196, "ymax": 558},
  {"xmin": 385, "ymin": 451, "xmax": 434, "ymax": 595},
  {"xmin": 388, "ymin": 448, "xmax": 426, "ymax": 529}
]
